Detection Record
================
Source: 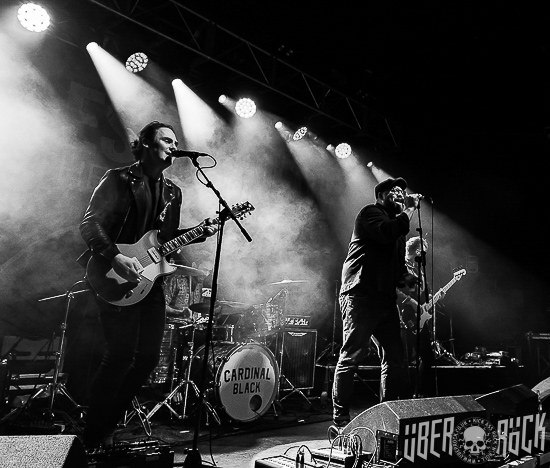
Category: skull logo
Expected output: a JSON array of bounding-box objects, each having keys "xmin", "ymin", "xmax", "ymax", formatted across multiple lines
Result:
[{"xmin": 464, "ymin": 426, "xmax": 487, "ymax": 455}]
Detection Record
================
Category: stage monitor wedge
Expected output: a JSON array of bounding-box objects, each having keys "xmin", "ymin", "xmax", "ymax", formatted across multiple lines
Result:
[{"xmin": 341, "ymin": 395, "xmax": 486, "ymax": 466}]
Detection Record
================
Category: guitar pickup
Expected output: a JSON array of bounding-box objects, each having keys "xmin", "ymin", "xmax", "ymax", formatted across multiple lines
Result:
[{"xmin": 147, "ymin": 248, "xmax": 162, "ymax": 264}]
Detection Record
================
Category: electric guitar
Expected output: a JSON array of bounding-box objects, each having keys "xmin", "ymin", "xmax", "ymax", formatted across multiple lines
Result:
[
  {"xmin": 86, "ymin": 201, "xmax": 254, "ymax": 306},
  {"xmin": 403, "ymin": 268, "xmax": 466, "ymax": 332}
]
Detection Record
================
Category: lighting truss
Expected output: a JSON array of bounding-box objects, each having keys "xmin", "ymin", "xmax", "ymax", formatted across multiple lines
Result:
[{"xmin": 82, "ymin": 0, "xmax": 398, "ymax": 150}]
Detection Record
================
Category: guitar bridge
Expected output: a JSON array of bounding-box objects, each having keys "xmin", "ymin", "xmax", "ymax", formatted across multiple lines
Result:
[{"xmin": 147, "ymin": 247, "xmax": 162, "ymax": 263}]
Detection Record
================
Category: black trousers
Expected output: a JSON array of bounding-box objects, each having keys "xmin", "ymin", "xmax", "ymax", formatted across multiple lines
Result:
[{"xmin": 83, "ymin": 281, "xmax": 166, "ymax": 445}]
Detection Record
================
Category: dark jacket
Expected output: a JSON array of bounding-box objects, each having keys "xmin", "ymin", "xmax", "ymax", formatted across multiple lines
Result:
[
  {"xmin": 340, "ymin": 203, "xmax": 410, "ymax": 297},
  {"xmin": 78, "ymin": 162, "xmax": 185, "ymax": 266}
]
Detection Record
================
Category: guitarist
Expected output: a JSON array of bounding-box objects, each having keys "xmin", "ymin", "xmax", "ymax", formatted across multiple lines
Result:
[
  {"xmin": 397, "ymin": 236, "xmax": 443, "ymax": 397},
  {"xmin": 78, "ymin": 120, "xmax": 217, "ymax": 449}
]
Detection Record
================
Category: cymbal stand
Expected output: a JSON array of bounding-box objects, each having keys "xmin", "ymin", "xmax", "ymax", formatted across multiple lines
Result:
[
  {"xmin": 1, "ymin": 281, "xmax": 87, "ymax": 427},
  {"xmin": 143, "ymin": 325, "xmax": 220, "ymax": 426}
]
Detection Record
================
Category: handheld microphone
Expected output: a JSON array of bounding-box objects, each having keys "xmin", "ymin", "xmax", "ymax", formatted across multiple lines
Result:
[
  {"xmin": 170, "ymin": 150, "xmax": 209, "ymax": 158},
  {"xmin": 410, "ymin": 193, "xmax": 432, "ymax": 201}
]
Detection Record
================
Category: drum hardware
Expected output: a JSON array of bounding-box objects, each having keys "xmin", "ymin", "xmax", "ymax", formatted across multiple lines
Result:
[
  {"xmin": 120, "ymin": 397, "xmax": 152, "ymax": 437},
  {"xmin": 143, "ymin": 322, "xmax": 221, "ymax": 425},
  {"xmin": 0, "ymin": 280, "xmax": 88, "ymax": 427}
]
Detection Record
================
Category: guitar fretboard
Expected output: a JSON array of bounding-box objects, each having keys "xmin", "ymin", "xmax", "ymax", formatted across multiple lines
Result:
[{"xmin": 159, "ymin": 225, "xmax": 207, "ymax": 257}]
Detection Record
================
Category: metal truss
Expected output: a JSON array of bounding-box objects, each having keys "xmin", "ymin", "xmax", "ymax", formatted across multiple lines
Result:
[{"xmin": 84, "ymin": 0, "xmax": 398, "ymax": 149}]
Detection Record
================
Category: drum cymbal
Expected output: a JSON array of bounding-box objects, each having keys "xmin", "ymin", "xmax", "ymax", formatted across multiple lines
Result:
[
  {"xmin": 217, "ymin": 301, "xmax": 252, "ymax": 314},
  {"xmin": 169, "ymin": 264, "xmax": 208, "ymax": 277},
  {"xmin": 267, "ymin": 279, "xmax": 308, "ymax": 286},
  {"xmin": 189, "ymin": 302, "xmax": 212, "ymax": 315}
]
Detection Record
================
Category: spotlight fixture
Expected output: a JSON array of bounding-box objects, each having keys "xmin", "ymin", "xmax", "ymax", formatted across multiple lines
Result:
[
  {"xmin": 293, "ymin": 126, "xmax": 308, "ymax": 141},
  {"xmin": 17, "ymin": 2, "xmax": 50, "ymax": 33},
  {"xmin": 367, "ymin": 161, "xmax": 373, "ymax": 168},
  {"xmin": 235, "ymin": 98, "xmax": 256, "ymax": 118},
  {"xmin": 274, "ymin": 121, "xmax": 283, "ymax": 130},
  {"xmin": 218, "ymin": 95, "xmax": 228, "ymax": 104},
  {"xmin": 125, "ymin": 52, "xmax": 148, "ymax": 73},
  {"xmin": 335, "ymin": 143, "xmax": 352, "ymax": 159}
]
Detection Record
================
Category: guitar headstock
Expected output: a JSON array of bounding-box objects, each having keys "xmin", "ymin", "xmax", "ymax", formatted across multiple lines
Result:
[
  {"xmin": 219, "ymin": 201, "xmax": 255, "ymax": 221},
  {"xmin": 453, "ymin": 268, "xmax": 467, "ymax": 280}
]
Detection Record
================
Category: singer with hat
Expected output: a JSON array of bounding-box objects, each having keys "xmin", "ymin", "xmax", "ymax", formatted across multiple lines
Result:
[
  {"xmin": 77, "ymin": 120, "xmax": 217, "ymax": 449},
  {"xmin": 331, "ymin": 177, "xmax": 421, "ymax": 429}
]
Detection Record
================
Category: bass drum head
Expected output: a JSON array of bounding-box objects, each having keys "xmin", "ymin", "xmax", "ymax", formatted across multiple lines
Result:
[{"xmin": 191, "ymin": 341, "xmax": 279, "ymax": 423}]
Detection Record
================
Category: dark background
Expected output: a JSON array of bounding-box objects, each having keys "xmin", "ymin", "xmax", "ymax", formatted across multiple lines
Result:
[{"xmin": 1, "ymin": 1, "xmax": 549, "ymax": 398}]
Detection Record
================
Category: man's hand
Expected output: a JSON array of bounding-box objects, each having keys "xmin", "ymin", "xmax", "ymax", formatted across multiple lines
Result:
[
  {"xmin": 111, "ymin": 253, "xmax": 143, "ymax": 283},
  {"xmin": 200, "ymin": 218, "xmax": 218, "ymax": 238}
]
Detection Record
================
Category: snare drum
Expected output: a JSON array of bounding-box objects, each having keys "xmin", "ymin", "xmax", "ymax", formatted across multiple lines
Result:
[{"xmin": 189, "ymin": 341, "xmax": 279, "ymax": 423}]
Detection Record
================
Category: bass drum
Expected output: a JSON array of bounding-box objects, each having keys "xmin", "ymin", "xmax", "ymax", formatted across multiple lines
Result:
[{"xmin": 189, "ymin": 342, "xmax": 279, "ymax": 423}]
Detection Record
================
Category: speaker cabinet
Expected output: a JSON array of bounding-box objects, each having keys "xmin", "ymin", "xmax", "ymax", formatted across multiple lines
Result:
[
  {"xmin": 476, "ymin": 384, "xmax": 539, "ymax": 421},
  {"xmin": 0, "ymin": 435, "xmax": 87, "ymax": 467},
  {"xmin": 475, "ymin": 384, "xmax": 540, "ymax": 458},
  {"xmin": 342, "ymin": 395, "xmax": 486, "ymax": 466},
  {"xmin": 269, "ymin": 329, "xmax": 317, "ymax": 390},
  {"xmin": 532, "ymin": 376, "xmax": 550, "ymax": 400}
]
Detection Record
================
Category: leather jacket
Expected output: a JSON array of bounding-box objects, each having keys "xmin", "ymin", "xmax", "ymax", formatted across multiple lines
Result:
[{"xmin": 78, "ymin": 162, "xmax": 186, "ymax": 266}]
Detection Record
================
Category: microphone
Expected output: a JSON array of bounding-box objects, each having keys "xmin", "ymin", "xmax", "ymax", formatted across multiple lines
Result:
[
  {"xmin": 169, "ymin": 150, "xmax": 209, "ymax": 158},
  {"xmin": 409, "ymin": 193, "xmax": 432, "ymax": 202}
]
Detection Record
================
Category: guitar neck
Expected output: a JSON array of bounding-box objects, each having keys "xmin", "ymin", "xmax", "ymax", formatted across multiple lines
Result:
[
  {"xmin": 424, "ymin": 278, "xmax": 457, "ymax": 311},
  {"xmin": 158, "ymin": 225, "xmax": 208, "ymax": 258}
]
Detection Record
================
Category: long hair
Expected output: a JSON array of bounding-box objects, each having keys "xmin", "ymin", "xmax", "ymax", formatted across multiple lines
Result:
[
  {"xmin": 130, "ymin": 120, "xmax": 176, "ymax": 161},
  {"xmin": 406, "ymin": 236, "xmax": 428, "ymax": 257}
]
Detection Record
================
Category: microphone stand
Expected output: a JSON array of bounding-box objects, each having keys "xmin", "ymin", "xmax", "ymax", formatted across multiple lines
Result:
[
  {"xmin": 184, "ymin": 155, "xmax": 252, "ymax": 468},
  {"xmin": 413, "ymin": 201, "xmax": 431, "ymax": 397}
]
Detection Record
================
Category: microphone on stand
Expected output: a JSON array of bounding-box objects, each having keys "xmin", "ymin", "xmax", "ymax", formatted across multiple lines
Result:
[{"xmin": 170, "ymin": 150, "xmax": 209, "ymax": 159}]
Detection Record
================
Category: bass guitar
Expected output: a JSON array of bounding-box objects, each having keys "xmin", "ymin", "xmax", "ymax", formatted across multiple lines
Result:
[
  {"xmin": 86, "ymin": 201, "xmax": 254, "ymax": 306},
  {"xmin": 403, "ymin": 268, "xmax": 466, "ymax": 332}
]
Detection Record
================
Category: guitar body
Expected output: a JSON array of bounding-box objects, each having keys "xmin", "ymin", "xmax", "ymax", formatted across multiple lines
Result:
[{"xmin": 86, "ymin": 230, "xmax": 176, "ymax": 306}]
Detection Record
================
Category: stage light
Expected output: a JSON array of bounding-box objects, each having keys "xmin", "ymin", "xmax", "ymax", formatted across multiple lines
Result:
[
  {"xmin": 235, "ymin": 98, "xmax": 256, "ymax": 118},
  {"xmin": 293, "ymin": 126, "xmax": 308, "ymax": 141},
  {"xmin": 326, "ymin": 144, "xmax": 335, "ymax": 152},
  {"xmin": 218, "ymin": 94, "xmax": 228, "ymax": 104},
  {"xmin": 367, "ymin": 161, "xmax": 373, "ymax": 168},
  {"xmin": 17, "ymin": 3, "xmax": 50, "ymax": 33},
  {"xmin": 86, "ymin": 42, "xmax": 99, "ymax": 52},
  {"xmin": 274, "ymin": 121, "xmax": 283, "ymax": 130},
  {"xmin": 125, "ymin": 52, "xmax": 148, "ymax": 73},
  {"xmin": 235, "ymin": 97, "xmax": 256, "ymax": 118},
  {"xmin": 335, "ymin": 143, "xmax": 352, "ymax": 159}
]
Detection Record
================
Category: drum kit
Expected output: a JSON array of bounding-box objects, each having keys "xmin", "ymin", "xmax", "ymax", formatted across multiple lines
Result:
[{"xmin": 143, "ymin": 273, "xmax": 309, "ymax": 425}]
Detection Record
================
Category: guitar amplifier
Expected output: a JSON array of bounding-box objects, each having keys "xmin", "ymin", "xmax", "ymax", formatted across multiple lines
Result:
[{"xmin": 268, "ymin": 329, "xmax": 317, "ymax": 390}]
